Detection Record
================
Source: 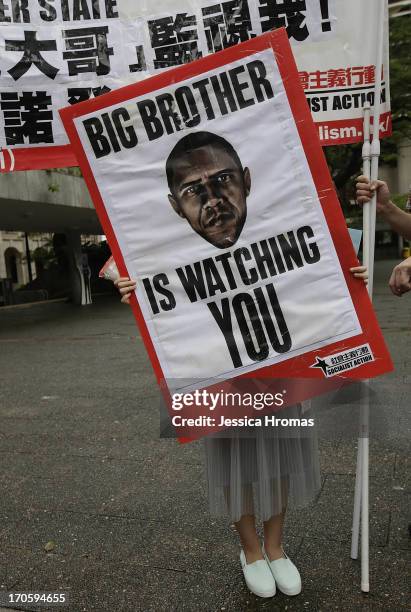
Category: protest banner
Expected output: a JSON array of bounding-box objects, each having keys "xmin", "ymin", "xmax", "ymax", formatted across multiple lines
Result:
[
  {"xmin": 60, "ymin": 28, "xmax": 393, "ymax": 439},
  {"xmin": 0, "ymin": 0, "xmax": 391, "ymax": 171}
]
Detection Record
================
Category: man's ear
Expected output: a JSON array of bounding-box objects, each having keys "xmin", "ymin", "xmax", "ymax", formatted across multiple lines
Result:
[
  {"xmin": 243, "ymin": 167, "xmax": 251, "ymax": 197},
  {"xmin": 168, "ymin": 194, "xmax": 185, "ymax": 218}
]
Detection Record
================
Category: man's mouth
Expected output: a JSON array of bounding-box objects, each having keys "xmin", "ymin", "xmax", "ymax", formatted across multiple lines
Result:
[{"xmin": 204, "ymin": 211, "xmax": 234, "ymax": 229}]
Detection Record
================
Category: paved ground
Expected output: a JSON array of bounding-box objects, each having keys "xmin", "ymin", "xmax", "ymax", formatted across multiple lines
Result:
[{"xmin": 0, "ymin": 260, "xmax": 409, "ymax": 612}]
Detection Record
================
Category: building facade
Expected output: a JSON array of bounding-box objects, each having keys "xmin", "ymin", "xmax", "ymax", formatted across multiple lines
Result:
[{"xmin": 0, "ymin": 231, "xmax": 52, "ymax": 287}]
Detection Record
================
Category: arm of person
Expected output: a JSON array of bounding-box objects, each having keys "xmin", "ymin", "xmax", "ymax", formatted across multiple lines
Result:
[
  {"xmin": 114, "ymin": 277, "xmax": 137, "ymax": 304},
  {"xmin": 388, "ymin": 257, "xmax": 411, "ymax": 297},
  {"xmin": 356, "ymin": 176, "xmax": 411, "ymax": 241}
]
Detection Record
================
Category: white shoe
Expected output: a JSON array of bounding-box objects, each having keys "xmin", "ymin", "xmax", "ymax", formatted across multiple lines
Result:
[
  {"xmin": 240, "ymin": 549, "xmax": 276, "ymax": 598},
  {"xmin": 263, "ymin": 546, "xmax": 302, "ymax": 596}
]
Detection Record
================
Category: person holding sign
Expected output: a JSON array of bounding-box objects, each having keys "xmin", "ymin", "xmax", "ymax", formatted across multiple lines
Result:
[
  {"xmin": 115, "ymin": 263, "xmax": 367, "ymax": 598},
  {"xmin": 58, "ymin": 23, "xmax": 382, "ymax": 601},
  {"xmin": 115, "ymin": 212, "xmax": 367, "ymax": 603},
  {"xmin": 356, "ymin": 176, "xmax": 411, "ymax": 296},
  {"xmin": 114, "ymin": 132, "xmax": 368, "ymax": 596}
]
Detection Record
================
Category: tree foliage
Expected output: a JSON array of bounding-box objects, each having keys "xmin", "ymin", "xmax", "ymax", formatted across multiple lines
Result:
[{"xmin": 325, "ymin": 15, "xmax": 411, "ymax": 211}]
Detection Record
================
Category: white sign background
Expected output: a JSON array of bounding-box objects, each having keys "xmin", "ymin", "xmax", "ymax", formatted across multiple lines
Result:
[{"xmin": 74, "ymin": 47, "xmax": 362, "ymax": 388}]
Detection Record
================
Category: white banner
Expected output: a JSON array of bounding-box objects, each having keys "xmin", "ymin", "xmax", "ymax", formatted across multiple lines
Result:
[{"xmin": 0, "ymin": 0, "xmax": 390, "ymax": 170}]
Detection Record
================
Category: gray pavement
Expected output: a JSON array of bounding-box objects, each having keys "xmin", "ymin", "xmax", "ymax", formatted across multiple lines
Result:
[{"xmin": 0, "ymin": 260, "xmax": 409, "ymax": 612}]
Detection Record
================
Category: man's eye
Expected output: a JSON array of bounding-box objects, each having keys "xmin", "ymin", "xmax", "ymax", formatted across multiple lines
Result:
[
  {"xmin": 217, "ymin": 174, "xmax": 231, "ymax": 184},
  {"xmin": 183, "ymin": 185, "xmax": 202, "ymax": 197}
]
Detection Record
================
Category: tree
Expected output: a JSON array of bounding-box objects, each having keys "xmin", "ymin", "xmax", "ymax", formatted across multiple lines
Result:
[{"xmin": 325, "ymin": 15, "xmax": 411, "ymax": 212}]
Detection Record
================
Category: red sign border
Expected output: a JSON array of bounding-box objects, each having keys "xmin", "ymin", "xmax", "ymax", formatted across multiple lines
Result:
[{"xmin": 59, "ymin": 28, "xmax": 393, "ymax": 396}]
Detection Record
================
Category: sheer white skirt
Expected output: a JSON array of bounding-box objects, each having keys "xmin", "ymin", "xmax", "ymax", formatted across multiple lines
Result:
[{"xmin": 203, "ymin": 403, "xmax": 321, "ymax": 523}]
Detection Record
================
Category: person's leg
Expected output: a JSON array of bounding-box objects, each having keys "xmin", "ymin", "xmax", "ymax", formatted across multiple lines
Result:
[
  {"xmin": 230, "ymin": 482, "xmax": 263, "ymax": 563},
  {"xmin": 262, "ymin": 505, "xmax": 302, "ymax": 596},
  {"xmin": 263, "ymin": 509, "xmax": 286, "ymax": 560},
  {"xmin": 261, "ymin": 475, "xmax": 301, "ymax": 596},
  {"xmin": 235, "ymin": 512, "xmax": 277, "ymax": 598},
  {"xmin": 262, "ymin": 476, "xmax": 288, "ymax": 560},
  {"xmin": 234, "ymin": 514, "xmax": 263, "ymax": 563}
]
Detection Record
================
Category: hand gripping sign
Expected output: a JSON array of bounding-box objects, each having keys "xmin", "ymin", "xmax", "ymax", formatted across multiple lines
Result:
[{"xmin": 60, "ymin": 28, "xmax": 392, "ymax": 441}]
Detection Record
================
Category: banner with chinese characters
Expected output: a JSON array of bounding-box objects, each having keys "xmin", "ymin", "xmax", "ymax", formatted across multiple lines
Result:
[
  {"xmin": 0, "ymin": 0, "xmax": 390, "ymax": 172},
  {"xmin": 60, "ymin": 29, "xmax": 392, "ymax": 440}
]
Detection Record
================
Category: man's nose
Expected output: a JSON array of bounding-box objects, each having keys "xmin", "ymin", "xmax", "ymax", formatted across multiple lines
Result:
[{"xmin": 202, "ymin": 182, "xmax": 221, "ymax": 209}]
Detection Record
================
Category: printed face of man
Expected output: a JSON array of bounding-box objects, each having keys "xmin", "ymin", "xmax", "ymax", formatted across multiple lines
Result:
[{"xmin": 168, "ymin": 144, "xmax": 251, "ymax": 249}]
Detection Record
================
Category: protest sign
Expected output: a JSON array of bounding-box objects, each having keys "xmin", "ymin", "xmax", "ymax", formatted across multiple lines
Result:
[
  {"xmin": 60, "ymin": 28, "xmax": 393, "ymax": 438},
  {"xmin": 1, "ymin": 0, "xmax": 391, "ymax": 171}
]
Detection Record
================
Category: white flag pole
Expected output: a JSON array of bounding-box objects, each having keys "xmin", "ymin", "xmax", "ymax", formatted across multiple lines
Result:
[
  {"xmin": 363, "ymin": 0, "xmax": 385, "ymax": 592},
  {"xmin": 368, "ymin": 0, "xmax": 385, "ymax": 298},
  {"xmin": 351, "ymin": 0, "xmax": 386, "ymax": 593},
  {"xmin": 351, "ymin": 102, "xmax": 371, "ymax": 563}
]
